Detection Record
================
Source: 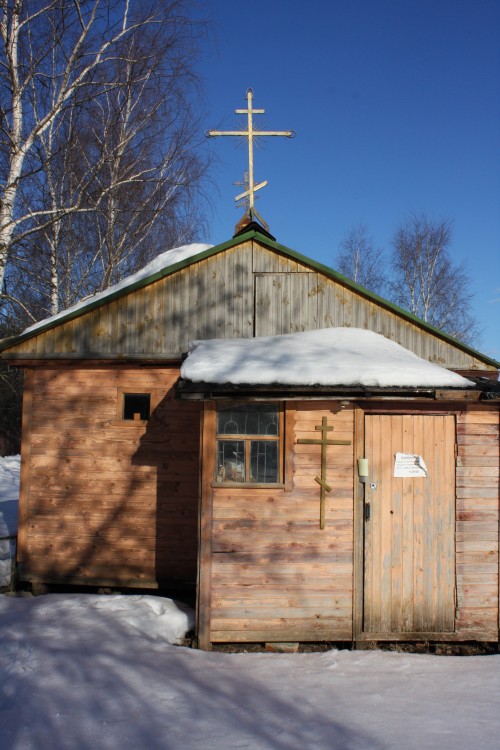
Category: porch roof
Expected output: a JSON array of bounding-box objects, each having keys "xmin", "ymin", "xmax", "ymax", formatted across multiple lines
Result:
[{"xmin": 180, "ymin": 328, "xmax": 474, "ymax": 390}]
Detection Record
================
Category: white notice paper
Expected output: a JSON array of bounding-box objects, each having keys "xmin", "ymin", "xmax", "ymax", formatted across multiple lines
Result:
[{"xmin": 393, "ymin": 452, "xmax": 428, "ymax": 478}]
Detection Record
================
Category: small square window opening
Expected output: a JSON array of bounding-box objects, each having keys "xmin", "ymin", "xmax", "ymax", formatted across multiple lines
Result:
[{"xmin": 123, "ymin": 393, "xmax": 151, "ymax": 421}]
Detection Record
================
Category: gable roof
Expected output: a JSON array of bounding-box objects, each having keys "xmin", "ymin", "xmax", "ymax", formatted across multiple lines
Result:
[
  {"xmin": 0, "ymin": 227, "xmax": 498, "ymax": 369},
  {"xmin": 22, "ymin": 242, "xmax": 213, "ymax": 336}
]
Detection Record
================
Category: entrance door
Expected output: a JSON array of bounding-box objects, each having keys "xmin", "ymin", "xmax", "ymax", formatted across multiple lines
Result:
[{"xmin": 363, "ymin": 414, "xmax": 456, "ymax": 636}]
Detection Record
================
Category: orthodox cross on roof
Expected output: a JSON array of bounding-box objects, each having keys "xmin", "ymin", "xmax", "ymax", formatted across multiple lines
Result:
[{"xmin": 206, "ymin": 88, "xmax": 294, "ymax": 230}]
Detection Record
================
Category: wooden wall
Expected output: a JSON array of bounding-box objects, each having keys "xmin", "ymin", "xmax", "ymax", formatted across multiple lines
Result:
[
  {"xmin": 455, "ymin": 405, "xmax": 499, "ymax": 639},
  {"xmin": 199, "ymin": 400, "xmax": 499, "ymax": 647},
  {"xmin": 16, "ymin": 363, "xmax": 500, "ymax": 642},
  {"xmin": 18, "ymin": 365, "xmax": 201, "ymax": 587},
  {"xmin": 5, "ymin": 240, "xmax": 492, "ymax": 373},
  {"xmin": 201, "ymin": 402, "xmax": 355, "ymax": 645},
  {"xmin": 9, "ymin": 244, "xmax": 255, "ymax": 358}
]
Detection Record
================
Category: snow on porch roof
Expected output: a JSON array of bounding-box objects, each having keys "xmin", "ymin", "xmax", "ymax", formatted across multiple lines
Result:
[{"xmin": 181, "ymin": 328, "xmax": 474, "ymax": 389}]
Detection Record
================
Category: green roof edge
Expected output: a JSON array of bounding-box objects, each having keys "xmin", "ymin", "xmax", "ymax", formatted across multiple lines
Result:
[
  {"xmin": 1, "ymin": 228, "xmax": 499, "ymax": 369},
  {"xmin": 0, "ymin": 240, "xmax": 234, "ymax": 351},
  {"xmin": 256, "ymin": 231, "xmax": 500, "ymax": 369}
]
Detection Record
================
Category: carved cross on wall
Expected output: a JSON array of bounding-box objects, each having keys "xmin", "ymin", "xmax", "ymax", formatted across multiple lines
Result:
[{"xmin": 297, "ymin": 416, "xmax": 351, "ymax": 530}]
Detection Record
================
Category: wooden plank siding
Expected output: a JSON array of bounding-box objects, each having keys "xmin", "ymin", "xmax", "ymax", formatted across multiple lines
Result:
[
  {"xmin": 201, "ymin": 401, "xmax": 499, "ymax": 647},
  {"xmin": 9, "ymin": 242, "xmax": 255, "ymax": 359},
  {"xmin": 206, "ymin": 403, "xmax": 355, "ymax": 644},
  {"xmin": 455, "ymin": 406, "xmax": 499, "ymax": 639},
  {"xmin": 4, "ymin": 240, "xmax": 492, "ymax": 372},
  {"xmin": 16, "ymin": 363, "xmax": 500, "ymax": 644},
  {"xmin": 18, "ymin": 365, "xmax": 201, "ymax": 588},
  {"xmin": 252, "ymin": 267, "xmax": 488, "ymax": 370}
]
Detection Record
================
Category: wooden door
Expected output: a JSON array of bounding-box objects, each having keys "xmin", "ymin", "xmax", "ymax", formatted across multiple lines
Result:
[{"xmin": 363, "ymin": 414, "xmax": 456, "ymax": 636}]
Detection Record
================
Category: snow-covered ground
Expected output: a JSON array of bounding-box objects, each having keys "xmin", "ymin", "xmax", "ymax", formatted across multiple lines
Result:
[
  {"xmin": 0, "ymin": 593, "xmax": 499, "ymax": 750},
  {"xmin": 0, "ymin": 454, "xmax": 20, "ymax": 537},
  {"xmin": 0, "ymin": 455, "xmax": 20, "ymax": 587},
  {"xmin": 1, "ymin": 450, "xmax": 498, "ymax": 749}
]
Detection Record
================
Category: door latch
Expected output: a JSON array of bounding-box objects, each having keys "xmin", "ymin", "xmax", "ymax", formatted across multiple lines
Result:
[{"xmin": 364, "ymin": 502, "xmax": 371, "ymax": 522}]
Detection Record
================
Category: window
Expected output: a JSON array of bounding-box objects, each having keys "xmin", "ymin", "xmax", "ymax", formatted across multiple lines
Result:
[
  {"xmin": 216, "ymin": 404, "xmax": 281, "ymax": 484},
  {"xmin": 123, "ymin": 393, "xmax": 151, "ymax": 421}
]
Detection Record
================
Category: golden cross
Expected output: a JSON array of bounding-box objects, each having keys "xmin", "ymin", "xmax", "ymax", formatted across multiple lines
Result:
[
  {"xmin": 206, "ymin": 88, "xmax": 294, "ymax": 223},
  {"xmin": 297, "ymin": 417, "xmax": 351, "ymax": 530},
  {"xmin": 233, "ymin": 172, "xmax": 256, "ymax": 211}
]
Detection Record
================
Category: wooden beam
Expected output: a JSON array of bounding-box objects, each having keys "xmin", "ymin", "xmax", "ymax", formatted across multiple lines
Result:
[
  {"xmin": 196, "ymin": 401, "xmax": 216, "ymax": 650},
  {"xmin": 435, "ymin": 390, "xmax": 481, "ymax": 401},
  {"xmin": 353, "ymin": 404, "xmax": 365, "ymax": 643},
  {"xmin": 284, "ymin": 403, "xmax": 295, "ymax": 492},
  {"xmin": 357, "ymin": 630, "xmax": 497, "ymax": 642},
  {"xmin": 17, "ymin": 368, "xmax": 34, "ymax": 565}
]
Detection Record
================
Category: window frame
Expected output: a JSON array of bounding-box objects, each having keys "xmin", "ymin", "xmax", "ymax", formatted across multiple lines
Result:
[
  {"xmin": 117, "ymin": 389, "xmax": 153, "ymax": 423},
  {"xmin": 213, "ymin": 401, "xmax": 284, "ymax": 487}
]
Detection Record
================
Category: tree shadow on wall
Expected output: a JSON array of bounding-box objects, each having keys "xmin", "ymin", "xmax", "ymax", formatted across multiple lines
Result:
[
  {"xmin": 132, "ymin": 385, "xmax": 201, "ymax": 600},
  {"xmin": 21, "ymin": 371, "xmax": 200, "ymax": 598}
]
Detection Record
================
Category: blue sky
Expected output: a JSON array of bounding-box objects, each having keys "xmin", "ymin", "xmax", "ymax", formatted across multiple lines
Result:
[{"xmin": 197, "ymin": 0, "xmax": 500, "ymax": 360}]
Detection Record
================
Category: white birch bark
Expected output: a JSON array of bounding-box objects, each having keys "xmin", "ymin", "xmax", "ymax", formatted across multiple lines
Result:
[{"xmin": 0, "ymin": 0, "xmax": 148, "ymax": 295}]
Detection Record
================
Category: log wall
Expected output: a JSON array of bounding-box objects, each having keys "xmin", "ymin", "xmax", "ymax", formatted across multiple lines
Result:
[
  {"xmin": 204, "ymin": 402, "xmax": 355, "ymax": 644},
  {"xmin": 18, "ymin": 365, "xmax": 200, "ymax": 587},
  {"xmin": 455, "ymin": 405, "xmax": 499, "ymax": 639},
  {"xmin": 200, "ymin": 400, "xmax": 499, "ymax": 647},
  {"xmin": 15, "ymin": 361, "xmax": 500, "ymax": 642}
]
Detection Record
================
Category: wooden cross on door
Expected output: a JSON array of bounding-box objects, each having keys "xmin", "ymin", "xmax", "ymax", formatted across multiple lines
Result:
[{"xmin": 297, "ymin": 416, "xmax": 351, "ymax": 530}]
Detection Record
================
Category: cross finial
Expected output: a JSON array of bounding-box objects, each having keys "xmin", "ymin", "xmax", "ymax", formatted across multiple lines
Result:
[{"xmin": 206, "ymin": 89, "xmax": 295, "ymax": 228}]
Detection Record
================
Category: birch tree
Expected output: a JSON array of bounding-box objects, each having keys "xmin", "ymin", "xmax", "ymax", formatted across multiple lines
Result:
[
  {"xmin": 0, "ymin": 0, "xmax": 208, "ymax": 320},
  {"xmin": 335, "ymin": 224, "xmax": 387, "ymax": 294},
  {"xmin": 72, "ymin": 32, "xmax": 207, "ymax": 298},
  {"xmin": 390, "ymin": 213, "xmax": 479, "ymax": 344}
]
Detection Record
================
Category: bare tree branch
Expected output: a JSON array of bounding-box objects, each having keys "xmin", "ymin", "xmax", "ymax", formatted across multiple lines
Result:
[
  {"xmin": 389, "ymin": 213, "xmax": 480, "ymax": 345},
  {"xmin": 0, "ymin": 0, "xmax": 210, "ymax": 320},
  {"xmin": 335, "ymin": 223, "xmax": 387, "ymax": 295},
  {"xmin": 0, "ymin": 0, "xmax": 208, "ymax": 298}
]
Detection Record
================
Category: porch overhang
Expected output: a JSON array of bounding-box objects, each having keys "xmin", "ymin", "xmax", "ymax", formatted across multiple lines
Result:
[{"xmin": 176, "ymin": 379, "xmax": 485, "ymax": 402}]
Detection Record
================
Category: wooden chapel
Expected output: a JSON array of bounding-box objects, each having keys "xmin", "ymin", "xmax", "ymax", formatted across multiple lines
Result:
[{"xmin": 0, "ymin": 90, "xmax": 498, "ymax": 650}]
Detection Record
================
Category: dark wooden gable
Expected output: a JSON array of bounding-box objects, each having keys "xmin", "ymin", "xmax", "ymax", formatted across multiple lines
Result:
[{"xmin": 1, "ymin": 229, "xmax": 498, "ymax": 374}]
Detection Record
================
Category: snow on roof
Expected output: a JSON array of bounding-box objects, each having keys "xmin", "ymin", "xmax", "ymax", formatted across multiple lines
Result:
[
  {"xmin": 23, "ymin": 242, "xmax": 212, "ymax": 335},
  {"xmin": 181, "ymin": 328, "xmax": 474, "ymax": 388}
]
